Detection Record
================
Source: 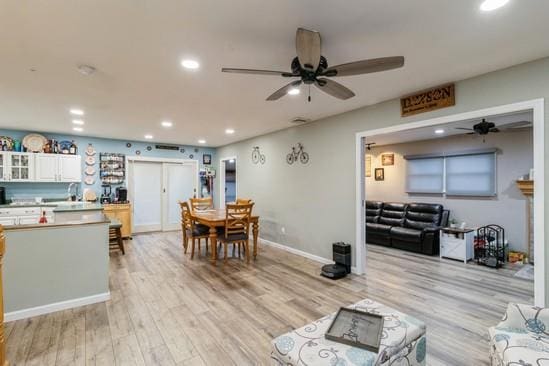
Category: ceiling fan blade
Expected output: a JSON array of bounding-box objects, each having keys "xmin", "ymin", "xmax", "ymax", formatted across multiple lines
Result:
[
  {"xmin": 455, "ymin": 127, "xmax": 474, "ymax": 131},
  {"xmin": 466, "ymin": 132, "xmax": 476, "ymax": 135},
  {"xmin": 222, "ymin": 68, "xmax": 295, "ymax": 77},
  {"xmin": 324, "ymin": 56, "xmax": 405, "ymax": 77},
  {"xmin": 266, "ymin": 80, "xmax": 302, "ymax": 101},
  {"xmin": 498, "ymin": 121, "xmax": 533, "ymax": 129},
  {"xmin": 315, "ymin": 78, "xmax": 355, "ymax": 100},
  {"xmin": 490, "ymin": 128, "xmax": 500, "ymax": 133},
  {"xmin": 296, "ymin": 28, "xmax": 321, "ymax": 72}
]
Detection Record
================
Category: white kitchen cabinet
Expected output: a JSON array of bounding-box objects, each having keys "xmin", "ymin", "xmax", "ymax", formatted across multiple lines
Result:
[
  {"xmin": 0, "ymin": 152, "xmax": 35, "ymax": 182},
  {"xmin": 0, "ymin": 217, "xmax": 17, "ymax": 226},
  {"xmin": 0, "ymin": 206, "xmax": 54, "ymax": 226},
  {"xmin": 9, "ymin": 153, "xmax": 34, "ymax": 181},
  {"xmin": 34, "ymin": 154, "xmax": 81, "ymax": 183},
  {"xmin": 58, "ymin": 155, "xmax": 81, "ymax": 182},
  {"xmin": 18, "ymin": 216, "xmax": 41, "ymax": 225},
  {"xmin": 0, "ymin": 152, "xmax": 8, "ymax": 181},
  {"xmin": 35, "ymin": 154, "xmax": 59, "ymax": 182}
]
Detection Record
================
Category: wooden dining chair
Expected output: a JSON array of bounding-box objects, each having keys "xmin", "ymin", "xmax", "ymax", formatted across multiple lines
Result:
[
  {"xmin": 217, "ymin": 203, "xmax": 254, "ymax": 263},
  {"xmin": 236, "ymin": 198, "xmax": 253, "ymax": 205},
  {"xmin": 189, "ymin": 197, "xmax": 213, "ymax": 211},
  {"xmin": 180, "ymin": 201, "xmax": 210, "ymax": 259}
]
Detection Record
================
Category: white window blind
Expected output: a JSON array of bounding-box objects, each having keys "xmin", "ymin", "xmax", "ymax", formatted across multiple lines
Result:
[
  {"xmin": 445, "ymin": 153, "xmax": 496, "ymax": 196},
  {"xmin": 406, "ymin": 157, "xmax": 444, "ymax": 193}
]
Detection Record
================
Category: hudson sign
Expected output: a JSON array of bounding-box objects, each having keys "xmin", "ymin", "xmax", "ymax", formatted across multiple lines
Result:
[{"xmin": 400, "ymin": 83, "xmax": 455, "ymax": 117}]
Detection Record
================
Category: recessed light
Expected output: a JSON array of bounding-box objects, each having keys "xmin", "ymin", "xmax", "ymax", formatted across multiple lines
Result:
[
  {"xmin": 225, "ymin": 128, "xmax": 235, "ymax": 134},
  {"xmin": 144, "ymin": 134, "xmax": 153, "ymax": 139},
  {"xmin": 288, "ymin": 88, "xmax": 300, "ymax": 96},
  {"xmin": 73, "ymin": 127, "xmax": 83, "ymax": 132},
  {"xmin": 480, "ymin": 0, "xmax": 509, "ymax": 11},
  {"xmin": 435, "ymin": 129, "xmax": 445, "ymax": 134},
  {"xmin": 72, "ymin": 120, "xmax": 85, "ymax": 125},
  {"xmin": 69, "ymin": 108, "xmax": 84, "ymax": 116},
  {"xmin": 197, "ymin": 139, "xmax": 206, "ymax": 144},
  {"xmin": 229, "ymin": 159, "xmax": 235, "ymax": 163},
  {"xmin": 161, "ymin": 121, "xmax": 173, "ymax": 128},
  {"xmin": 181, "ymin": 59, "xmax": 200, "ymax": 69}
]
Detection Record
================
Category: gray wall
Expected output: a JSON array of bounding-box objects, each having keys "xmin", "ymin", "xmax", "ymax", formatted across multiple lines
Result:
[
  {"xmin": 216, "ymin": 57, "xmax": 549, "ymax": 304},
  {"xmin": 366, "ymin": 130, "xmax": 533, "ymax": 252},
  {"xmin": 4, "ymin": 223, "xmax": 109, "ymax": 314}
]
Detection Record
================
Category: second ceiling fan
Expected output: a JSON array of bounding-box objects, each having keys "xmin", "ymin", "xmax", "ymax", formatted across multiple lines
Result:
[{"xmin": 222, "ymin": 28, "xmax": 405, "ymax": 101}]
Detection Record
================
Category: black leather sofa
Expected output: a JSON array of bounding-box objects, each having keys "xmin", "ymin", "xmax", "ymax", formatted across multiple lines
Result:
[{"xmin": 365, "ymin": 201, "xmax": 449, "ymax": 255}]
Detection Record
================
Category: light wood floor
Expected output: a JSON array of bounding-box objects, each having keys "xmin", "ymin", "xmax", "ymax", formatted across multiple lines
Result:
[{"xmin": 5, "ymin": 232, "xmax": 533, "ymax": 366}]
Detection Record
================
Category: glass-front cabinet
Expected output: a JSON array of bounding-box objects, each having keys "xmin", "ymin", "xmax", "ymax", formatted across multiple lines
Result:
[
  {"xmin": 0, "ymin": 152, "xmax": 35, "ymax": 182},
  {"xmin": 0, "ymin": 152, "xmax": 6, "ymax": 181},
  {"xmin": 10, "ymin": 153, "xmax": 33, "ymax": 181}
]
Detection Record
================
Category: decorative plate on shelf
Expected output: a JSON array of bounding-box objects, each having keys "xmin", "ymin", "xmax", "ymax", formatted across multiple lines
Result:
[
  {"xmin": 85, "ymin": 144, "xmax": 96, "ymax": 156},
  {"xmin": 59, "ymin": 140, "xmax": 72, "ymax": 154},
  {"xmin": 85, "ymin": 156, "xmax": 96, "ymax": 165},
  {"xmin": 85, "ymin": 166, "xmax": 96, "ymax": 175},
  {"xmin": 84, "ymin": 176, "xmax": 95, "ymax": 185},
  {"xmin": 22, "ymin": 133, "xmax": 47, "ymax": 152},
  {"xmin": 83, "ymin": 188, "xmax": 97, "ymax": 201}
]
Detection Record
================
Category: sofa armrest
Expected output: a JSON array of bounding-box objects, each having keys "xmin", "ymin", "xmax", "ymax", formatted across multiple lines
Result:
[
  {"xmin": 423, "ymin": 226, "xmax": 442, "ymax": 234},
  {"xmin": 497, "ymin": 303, "xmax": 549, "ymax": 332},
  {"xmin": 440, "ymin": 210, "xmax": 450, "ymax": 227}
]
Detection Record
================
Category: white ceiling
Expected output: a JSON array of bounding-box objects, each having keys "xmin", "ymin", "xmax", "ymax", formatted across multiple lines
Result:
[
  {"xmin": 369, "ymin": 110, "xmax": 533, "ymax": 147},
  {"xmin": 0, "ymin": 0, "xmax": 548, "ymax": 147}
]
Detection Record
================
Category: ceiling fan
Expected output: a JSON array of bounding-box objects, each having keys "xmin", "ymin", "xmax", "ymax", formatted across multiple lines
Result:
[
  {"xmin": 455, "ymin": 118, "xmax": 532, "ymax": 141},
  {"xmin": 221, "ymin": 28, "xmax": 405, "ymax": 102}
]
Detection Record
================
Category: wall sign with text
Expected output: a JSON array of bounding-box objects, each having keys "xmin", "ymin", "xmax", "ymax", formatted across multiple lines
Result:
[{"xmin": 400, "ymin": 83, "xmax": 455, "ymax": 117}]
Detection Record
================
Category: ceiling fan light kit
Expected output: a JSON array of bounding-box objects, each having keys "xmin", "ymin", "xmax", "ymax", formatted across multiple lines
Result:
[{"xmin": 222, "ymin": 28, "xmax": 405, "ymax": 102}]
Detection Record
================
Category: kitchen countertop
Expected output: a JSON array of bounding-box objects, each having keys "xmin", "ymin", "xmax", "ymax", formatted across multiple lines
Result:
[
  {"xmin": 3, "ymin": 217, "xmax": 111, "ymax": 231},
  {"xmin": 0, "ymin": 202, "xmax": 104, "ymax": 212}
]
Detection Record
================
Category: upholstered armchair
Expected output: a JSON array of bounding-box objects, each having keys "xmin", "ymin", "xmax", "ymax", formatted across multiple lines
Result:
[{"xmin": 489, "ymin": 303, "xmax": 549, "ymax": 365}]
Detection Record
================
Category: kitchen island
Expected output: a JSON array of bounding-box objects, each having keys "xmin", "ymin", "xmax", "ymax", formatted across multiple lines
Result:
[{"xmin": 3, "ymin": 211, "xmax": 110, "ymax": 321}]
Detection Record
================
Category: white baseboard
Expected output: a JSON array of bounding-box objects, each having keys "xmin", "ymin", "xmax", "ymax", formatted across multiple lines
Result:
[
  {"xmin": 5, "ymin": 292, "xmax": 111, "ymax": 322},
  {"xmin": 260, "ymin": 238, "xmax": 359, "ymax": 274}
]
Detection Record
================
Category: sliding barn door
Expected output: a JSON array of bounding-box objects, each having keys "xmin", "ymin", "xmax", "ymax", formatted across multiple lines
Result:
[
  {"xmin": 129, "ymin": 161, "xmax": 163, "ymax": 233},
  {"xmin": 162, "ymin": 163, "xmax": 197, "ymax": 231}
]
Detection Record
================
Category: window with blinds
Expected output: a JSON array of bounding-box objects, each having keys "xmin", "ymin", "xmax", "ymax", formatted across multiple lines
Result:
[
  {"xmin": 445, "ymin": 153, "xmax": 496, "ymax": 196},
  {"xmin": 405, "ymin": 149, "xmax": 497, "ymax": 197},
  {"xmin": 406, "ymin": 157, "xmax": 444, "ymax": 193}
]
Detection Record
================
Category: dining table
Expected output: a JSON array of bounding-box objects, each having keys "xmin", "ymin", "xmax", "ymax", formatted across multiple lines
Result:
[{"xmin": 190, "ymin": 209, "xmax": 259, "ymax": 264}]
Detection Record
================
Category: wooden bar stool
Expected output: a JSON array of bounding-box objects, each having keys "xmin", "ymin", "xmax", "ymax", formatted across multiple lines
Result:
[{"xmin": 109, "ymin": 219, "xmax": 125, "ymax": 254}]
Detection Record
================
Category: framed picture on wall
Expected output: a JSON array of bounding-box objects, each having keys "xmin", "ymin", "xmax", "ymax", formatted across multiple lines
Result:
[
  {"xmin": 375, "ymin": 168, "xmax": 385, "ymax": 181},
  {"xmin": 365, "ymin": 155, "xmax": 372, "ymax": 177},
  {"xmin": 203, "ymin": 154, "xmax": 212, "ymax": 165},
  {"xmin": 381, "ymin": 153, "xmax": 394, "ymax": 166}
]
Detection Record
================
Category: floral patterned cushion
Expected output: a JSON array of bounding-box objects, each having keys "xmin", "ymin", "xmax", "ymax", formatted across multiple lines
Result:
[
  {"xmin": 271, "ymin": 299, "xmax": 427, "ymax": 366},
  {"xmin": 489, "ymin": 303, "xmax": 549, "ymax": 366}
]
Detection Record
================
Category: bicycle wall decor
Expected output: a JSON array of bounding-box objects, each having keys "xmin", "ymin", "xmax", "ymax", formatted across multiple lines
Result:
[
  {"xmin": 286, "ymin": 143, "xmax": 309, "ymax": 165},
  {"xmin": 251, "ymin": 146, "xmax": 266, "ymax": 164}
]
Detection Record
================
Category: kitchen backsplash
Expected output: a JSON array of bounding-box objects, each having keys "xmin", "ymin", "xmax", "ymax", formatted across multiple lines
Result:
[{"xmin": 0, "ymin": 128, "xmax": 216, "ymax": 200}]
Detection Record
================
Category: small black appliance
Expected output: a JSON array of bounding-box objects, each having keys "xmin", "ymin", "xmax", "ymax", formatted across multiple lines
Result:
[
  {"xmin": 116, "ymin": 187, "xmax": 128, "ymax": 203},
  {"xmin": 0, "ymin": 187, "xmax": 5, "ymax": 205},
  {"xmin": 321, "ymin": 242, "xmax": 351, "ymax": 280},
  {"xmin": 101, "ymin": 184, "xmax": 112, "ymax": 204}
]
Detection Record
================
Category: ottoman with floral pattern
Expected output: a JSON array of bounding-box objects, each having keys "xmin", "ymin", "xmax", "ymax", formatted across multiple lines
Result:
[
  {"xmin": 489, "ymin": 303, "xmax": 549, "ymax": 366},
  {"xmin": 270, "ymin": 299, "xmax": 427, "ymax": 366}
]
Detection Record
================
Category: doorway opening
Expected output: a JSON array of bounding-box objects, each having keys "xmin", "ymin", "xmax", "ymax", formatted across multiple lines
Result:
[
  {"xmin": 355, "ymin": 99, "xmax": 545, "ymax": 307},
  {"xmin": 127, "ymin": 157, "xmax": 198, "ymax": 233},
  {"xmin": 220, "ymin": 156, "xmax": 237, "ymax": 207}
]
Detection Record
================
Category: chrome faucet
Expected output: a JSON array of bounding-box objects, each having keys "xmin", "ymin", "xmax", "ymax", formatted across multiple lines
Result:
[{"xmin": 67, "ymin": 183, "xmax": 79, "ymax": 201}]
